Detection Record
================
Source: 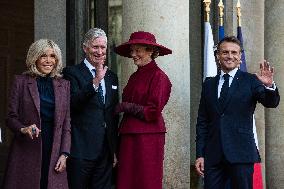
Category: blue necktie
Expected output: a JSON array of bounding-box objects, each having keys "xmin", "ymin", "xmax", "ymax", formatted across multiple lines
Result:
[
  {"xmin": 219, "ymin": 74, "xmax": 230, "ymax": 109},
  {"xmin": 93, "ymin": 69, "xmax": 104, "ymax": 104}
]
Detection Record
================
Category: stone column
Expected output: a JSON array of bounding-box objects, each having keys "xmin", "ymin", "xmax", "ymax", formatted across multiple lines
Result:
[
  {"xmin": 240, "ymin": 1, "xmax": 266, "ymax": 186},
  {"xmin": 34, "ymin": 0, "xmax": 66, "ymax": 65},
  {"xmin": 120, "ymin": 0, "xmax": 190, "ymax": 188},
  {"xmin": 265, "ymin": 1, "xmax": 284, "ymax": 188},
  {"xmin": 189, "ymin": 0, "xmax": 203, "ymax": 188}
]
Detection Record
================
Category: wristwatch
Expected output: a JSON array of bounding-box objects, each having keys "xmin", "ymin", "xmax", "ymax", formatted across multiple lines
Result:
[{"xmin": 61, "ymin": 153, "xmax": 69, "ymax": 159}]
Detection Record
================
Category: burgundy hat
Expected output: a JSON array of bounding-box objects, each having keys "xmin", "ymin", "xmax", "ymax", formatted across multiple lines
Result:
[{"xmin": 114, "ymin": 31, "xmax": 172, "ymax": 58}]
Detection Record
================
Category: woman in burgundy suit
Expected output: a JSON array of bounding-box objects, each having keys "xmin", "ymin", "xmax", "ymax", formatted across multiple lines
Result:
[
  {"xmin": 114, "ymin": 31, "xmax": 172, "ymax": 189},
  {"xmin": 3, "ymin": 39, "xmax": 71, "ymax": 189}
]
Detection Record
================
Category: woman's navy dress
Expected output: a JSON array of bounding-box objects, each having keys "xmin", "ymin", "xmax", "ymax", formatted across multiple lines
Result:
[{"xmin": 37, "ymin": 77, "xmax": 55, "ymax": 189}]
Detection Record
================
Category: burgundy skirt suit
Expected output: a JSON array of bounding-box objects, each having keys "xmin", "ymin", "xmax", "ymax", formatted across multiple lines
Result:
[{"xmin": 114, "ymin": 31, "xmax": 172, "ymax": 189}]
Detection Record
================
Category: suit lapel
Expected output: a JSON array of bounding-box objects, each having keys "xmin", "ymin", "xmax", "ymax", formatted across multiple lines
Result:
[
  {"xmin": 53, "ymin": 79, "xmax": 64, "ymax": 125},
  {"xmin": 27, "ymin": 77, "xmax": 40, "ymax": 117},
  {"xmin": 104, "ymin": 71, "xmax": 112, "ymax": 108},
  {"xmin": 78, "ymin": 62, "xmax": 93, "ymax": 82},
  {"xmin": 213, "ymin": 75, "xmax": 223, "ymax": 114}
]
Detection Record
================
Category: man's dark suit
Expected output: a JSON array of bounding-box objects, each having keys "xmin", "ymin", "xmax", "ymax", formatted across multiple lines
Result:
[
  {"xmin": 196, "ymin": 70, "xmax": 280, "ymax": 188},
  {"xmin": 63, "ymin": 62, "xmax": 119, "ymax": 189}
]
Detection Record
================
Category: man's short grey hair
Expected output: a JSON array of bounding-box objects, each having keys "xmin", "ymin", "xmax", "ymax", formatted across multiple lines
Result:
[{"xmin": 83, "ymin": 28, "xmax": 107, "ymax": 47}]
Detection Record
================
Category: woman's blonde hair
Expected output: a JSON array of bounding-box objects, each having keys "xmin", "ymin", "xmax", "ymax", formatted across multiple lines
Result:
[{"xmin": 25, "ymin": 39, "xmax": 62, "ymax": 77}]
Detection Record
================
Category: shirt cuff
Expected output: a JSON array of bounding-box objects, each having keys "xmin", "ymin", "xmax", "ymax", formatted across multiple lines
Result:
[{"xmin": 265, "ymin": 82, "xmax": 276, "ymax": 91}]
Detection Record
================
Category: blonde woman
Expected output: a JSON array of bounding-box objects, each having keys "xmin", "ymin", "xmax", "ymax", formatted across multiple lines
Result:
[{"xmin": 3, "ymin": 39, "xmax": 71, "ymax": 189}]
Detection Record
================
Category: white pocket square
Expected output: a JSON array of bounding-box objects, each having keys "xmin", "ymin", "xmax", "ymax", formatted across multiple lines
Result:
[{"xmin": 112, "ymin": 85, "xmax": 117, "ymax": 89}]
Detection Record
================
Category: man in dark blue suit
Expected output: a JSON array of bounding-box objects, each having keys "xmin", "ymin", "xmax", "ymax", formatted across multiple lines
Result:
[
  {"xmin": 63, "ymin": 28, "xmax": 119, "ymax": 189},
  {"xmin": 195, "ymin": 36, "xmax": 280, "ymax": 189}
]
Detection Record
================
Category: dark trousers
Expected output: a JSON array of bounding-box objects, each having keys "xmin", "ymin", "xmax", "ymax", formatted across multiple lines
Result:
[
  {"xmin": 204, "ymin": 159, "xmax": 254, "ymax": 189},
  {"xmin": 40, "ymin": 121, "xmax": 53, "ymax": 189},
  {"xmin": 67, "ymin": 146, "xmax": 112, "ymax": 189}
]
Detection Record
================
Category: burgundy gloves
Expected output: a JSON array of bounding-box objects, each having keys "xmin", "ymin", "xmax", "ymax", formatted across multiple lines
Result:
[{"xmin": 115, "ymin": 102, "xmax": 144, "ymax": 119}]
